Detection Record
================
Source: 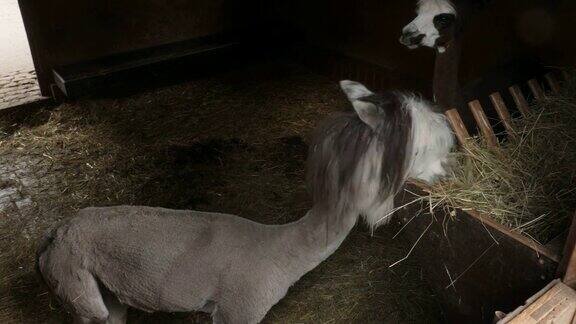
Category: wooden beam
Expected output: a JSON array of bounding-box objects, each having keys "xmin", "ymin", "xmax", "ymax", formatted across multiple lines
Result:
[
  {"xmin": 445, "ymin": 108, "xmax": 470, "ymax": 146},
  {"xmin": 558, "ymin": 211, "xmax": 576, "ymax": 288},
  {"xmin": 528, "ymin": 79, "xmax": 545, "ymax": 100},
  {"xmin": 468, "ymin": 100, "xmax": 498, "ymax": 148},
  {"xmin": 509, "ymin": 85, "xmax": 530, "ymax": 117},
  {"xmin": 490, "ymin": 92, "xmax": 516, "ymax": 139},
  {"xmin": 52, "ymin": 36, "xmax": 241, "ymax": 97},
  {"xmin": 545, "ymin": 73, "xmax": 561, "ymax": 94}
]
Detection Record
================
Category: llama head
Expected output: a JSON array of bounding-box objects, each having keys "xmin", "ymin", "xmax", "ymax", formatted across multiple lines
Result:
[
  {"xmin": 307, "ymin": 81, "xmax": 454, "ymax": 229},
  {"xmin": 307, "ymin": 81, "xmax": 412, "ymax": 228},
  {"xmin": 399, "ymin": 0, "xmax": 458, "ymax": 53},
  {"xmin": 339, "ymin": 81, "xmax": 455, "ymax": 185}
]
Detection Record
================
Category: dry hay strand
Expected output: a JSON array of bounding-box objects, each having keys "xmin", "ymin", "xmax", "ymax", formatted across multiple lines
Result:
[
  {"xmin": 425, "ymin": 70, "xmax": 576, "ymax": 244},
  {"xmin": 0, "ymin": 60, "xmax": 441, "ymax": 323}
]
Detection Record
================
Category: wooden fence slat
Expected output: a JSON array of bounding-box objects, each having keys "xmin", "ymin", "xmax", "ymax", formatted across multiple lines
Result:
[
  {"xmin": 558, "ymin": 211, "xmax": 576, "ymax": 288},
  {"xmin": 468, "ymin": 100, "xmax": 498, "ymax": 148},
  {"xmin": 489, "ymin": 92, "xmax": 516, "ymax": 139},
  {"xmin": 545, "ymin": 73, "xmax": 561, "ymax": 94},
  {"xmin": 509, "ymin": 85, "xmax": 530, "ymax": 117},
  {"xmin": 445, "ymin": 108, "xmax": 470, "ymax": 146},
  {"xmin": 528, "ymin": 78, "xmax": 545, "ymax": 100}
]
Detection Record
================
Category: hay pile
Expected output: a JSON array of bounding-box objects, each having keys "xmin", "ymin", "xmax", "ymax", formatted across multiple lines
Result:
[
  {"xmin": 426, "ymin": 71, "xmax": 576, "ymax": 244},
  {"xmin": 0, "ymin": 60, "xmax": 441, "ymax": 323}
]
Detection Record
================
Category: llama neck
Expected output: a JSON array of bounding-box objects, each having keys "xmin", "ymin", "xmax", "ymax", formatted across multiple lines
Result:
[
  {"xmin": 433, "ymin": 35, "xmax": 463, "ymax": 111},
  {"xmin": 281, "ymin": 206, "xmax": 359, "ymax": 264}
]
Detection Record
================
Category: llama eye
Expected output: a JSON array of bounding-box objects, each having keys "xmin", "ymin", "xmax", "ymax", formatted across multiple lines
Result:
[
  {"xmin": 434, "ymin": 14, "xmax": 455, "ymax": 29},
  {"xmin": 437, "ymin": 18, "xmax": 449, "ymax": 26}
]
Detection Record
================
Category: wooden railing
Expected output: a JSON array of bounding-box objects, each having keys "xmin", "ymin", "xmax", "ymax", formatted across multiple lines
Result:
[{"xmin": 444, "ymin": 72, "xmax": 563, "ymax": 148}]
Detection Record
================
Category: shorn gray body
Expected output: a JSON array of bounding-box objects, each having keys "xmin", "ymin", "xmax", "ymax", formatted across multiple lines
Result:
[
  {"xmin": 39, "ymin": 207, "xmax": 341, "ymax": 323},
  {"xmin": 37, "ymin": 81, "xmax": 454, "ymax": 324}
]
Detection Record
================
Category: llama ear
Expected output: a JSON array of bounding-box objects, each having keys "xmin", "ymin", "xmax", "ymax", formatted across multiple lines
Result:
[
  {"xmin": 352, "ymin": 101, "xmax": 382, "ymax": 129},
  {"xmin": 340, "ymin": 80, "xmax": 381, "ymax": 129},
  {"xmin": 340, "ymin": 80, "xmax": 373, "ymax": 100}
]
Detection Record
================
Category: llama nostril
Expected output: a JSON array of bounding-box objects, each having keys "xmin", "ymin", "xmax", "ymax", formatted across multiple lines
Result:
[
  {"xmin": 399, "ymin": 34, "xmax": 411, "ymax": 45},
  {"xmin": 410, "ymin": 34, "xmax": 425, "ymax": 45},
  {"xmin": 400, "ymin": 33, "xmax": 424, "ymax": 47}
]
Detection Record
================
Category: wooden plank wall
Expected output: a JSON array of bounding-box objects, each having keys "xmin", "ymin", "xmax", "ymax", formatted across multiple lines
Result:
[{"xmin": 18, "ymin": 0, "xmax": 268, "ymax": 95}]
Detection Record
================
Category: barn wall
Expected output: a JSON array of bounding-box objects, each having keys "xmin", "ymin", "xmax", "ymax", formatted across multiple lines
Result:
[
  {"xmin": 270, "ymin": 0, "xmax": 434, "ymax": 82},
  {"xmin": 271, "ymin": 0, "xmax": 576, "ymax": 90},
  {"xmin": 460, "ymin": 0, "xmax": 576, "ymax": 81},
  {"xmin": 19, "ymin": 0, "xmax": 576, "ymax": 97},
  {"xmin": 18, "ymin": 0, "xmax": 266, "ymax": 95}
]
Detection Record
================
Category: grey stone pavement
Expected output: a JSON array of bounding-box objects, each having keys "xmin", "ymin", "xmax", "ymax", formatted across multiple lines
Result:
[
  {"xmin": 0, "ymin": 0, "xmax": 45, "ymax": 213},
  {"xmin": 0, "ymin": 69, "xmax": 44, "ymax": 110},
  {"xmin": 0, "ymin": 154, "xmax": 36, "ymax": 218},
  {"xmin": 0, "ymin": 0, "xmax": 45, "ymax": 110}
]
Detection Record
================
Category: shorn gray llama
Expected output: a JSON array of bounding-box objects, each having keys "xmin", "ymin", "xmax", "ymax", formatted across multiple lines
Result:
[{"xmin": 37, "ymin": 80, "xmax": 454, "ymax": 324}]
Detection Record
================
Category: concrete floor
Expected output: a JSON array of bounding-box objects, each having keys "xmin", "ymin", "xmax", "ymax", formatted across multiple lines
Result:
[{"xmin": 0, "ymin": 0, "xmax": 34, "ymax": 75}]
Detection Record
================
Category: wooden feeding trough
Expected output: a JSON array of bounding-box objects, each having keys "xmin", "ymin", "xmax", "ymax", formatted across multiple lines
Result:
[
  {"xmin": 495, "ymin": 212, "xmax": 576, "ymax": 323},
  {"xmin": 496, "ymin": 279, "xmax": 576, "ymax": 323},
  {"xmin": 394, "ymin": 72, "xmax": 576, "ymax": 323}
]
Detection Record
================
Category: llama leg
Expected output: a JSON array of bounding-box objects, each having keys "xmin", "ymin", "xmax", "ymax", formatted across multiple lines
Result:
[
  {"xmin": 200, "ymin": 300, "xmax": 216, "ymax": 313},
  {"xmin": 212, "ymin": 302, "xmax": 270, "ymax": 324},
  {"xmin": 212, "ymin": 310, "xmax": 261, "ymax": 324},
  {"xmin": 73, "ymin": 316, "xmax": 98, "ymax": 324},
  {"xmin": 63, "ymin": 270, "xmax": 109, "ymax": 323},
  {"xmin": 212, "ymin": 306, "xmax": 260, "ymax": 324},
  {"xmin": 101, "ymin": 290, "xmax": 128, "ymax": 324},
  {"xmin": 211, "ymin": 306, "xmax": 231, "ymax": 324}
]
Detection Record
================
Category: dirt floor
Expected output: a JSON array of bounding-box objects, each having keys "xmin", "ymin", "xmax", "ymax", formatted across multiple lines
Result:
[{"xmin": 0, "ymin": 59, "xmax": 442, "ymax": 323}]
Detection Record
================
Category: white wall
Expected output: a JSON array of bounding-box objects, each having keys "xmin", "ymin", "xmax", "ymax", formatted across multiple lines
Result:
[{"xmin": 0, "ymin": 0, "xmax": 34, "ymax": 74}]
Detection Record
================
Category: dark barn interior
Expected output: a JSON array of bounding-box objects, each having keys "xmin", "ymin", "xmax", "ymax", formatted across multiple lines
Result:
[
  {"xmin": 18, "ymin": 0, "xmax": 576, "ymax": 99},
  {"xmin": 1, "ymin": 0, "xmax": 576, "ymax": 323}
]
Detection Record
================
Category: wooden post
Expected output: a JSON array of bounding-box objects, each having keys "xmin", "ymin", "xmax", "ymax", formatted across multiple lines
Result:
[
  {"xmin": 558, "ymin": 211, "xmax": 576, "ymax": 288},
  {"xmin": 544, "ymin": 73, "xmax": 561, "ymax": 94},
  {"xmin": 528, "ymin": 79, "xmax": 545, "ymax": 100},
  {"xmin": 445, "ymin": 108, "xmax": 471, "ymax": 146},
  {"xmin": 489, "ymin": 92, "xmax": 516, "ymax": 139},
  {"xmin": 468, "ymin": 100, "xmax": 498, "ymax": 148},
  {"xmin": 509, "ymin": 85, "xmax": 530, "ymax": 117}
]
